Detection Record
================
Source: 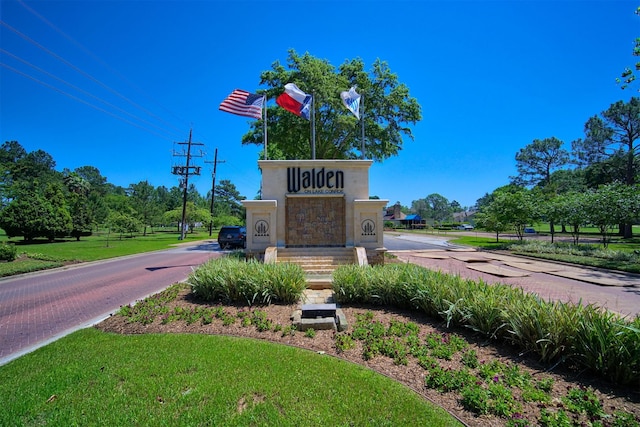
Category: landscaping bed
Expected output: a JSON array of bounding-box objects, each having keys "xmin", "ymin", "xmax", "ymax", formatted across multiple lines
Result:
[{"xmin": 96, "ymin": 284, "xmax": 640, "ymax": 427}]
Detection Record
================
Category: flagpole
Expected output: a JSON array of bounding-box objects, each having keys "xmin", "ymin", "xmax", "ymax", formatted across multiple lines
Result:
[
  {"xmin": 311, "ymin": 94, "xmax": 316, "ymax": 160},
  {"xmin": 360, "ymin": 94, "xmax": 365, "ymax": 160},
  {"xmin": 263, "ymin": 96, "xmax": 268, "ymax": 160}
]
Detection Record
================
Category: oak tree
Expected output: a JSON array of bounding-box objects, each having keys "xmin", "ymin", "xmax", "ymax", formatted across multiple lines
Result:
[{"xmin": 241, "ymin": 50, "xmax": 422, "ymax": 161}]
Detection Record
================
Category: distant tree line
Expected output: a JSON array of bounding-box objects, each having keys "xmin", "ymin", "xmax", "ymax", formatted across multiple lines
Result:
[
  {"xmin": 0, "ymin": 141, "xmax": 246, "ymax": 241},
  {"xmin": 404, "ymin": 97, "xmax": 640, "ymax": 242}
]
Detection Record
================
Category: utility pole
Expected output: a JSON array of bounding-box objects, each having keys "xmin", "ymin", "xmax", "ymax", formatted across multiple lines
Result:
[
  {"xmin": 171, "ymin": 128, "xmax": 204, "ymax": 240},
  {"xmin": 205, "ymin": 148, "xmax": 225, "ymax": 236}
]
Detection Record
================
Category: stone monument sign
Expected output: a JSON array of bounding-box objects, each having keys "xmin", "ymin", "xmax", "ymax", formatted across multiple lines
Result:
[{"xmin": 243, "ymin": 160, "xmax": 387, "ymax": 255}]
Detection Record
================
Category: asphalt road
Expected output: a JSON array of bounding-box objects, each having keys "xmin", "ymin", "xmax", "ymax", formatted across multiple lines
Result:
[
  {"xmin": 0, "ymin": 242, "xmax": 220, "ymax": 366},
  {"xmin": 383, "ymin": 233, "xmax": 461, "ymax": 251}
]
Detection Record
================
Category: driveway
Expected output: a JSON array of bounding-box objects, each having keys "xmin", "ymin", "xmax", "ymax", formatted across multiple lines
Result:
[{"xmin": 0, "ymin": 242, "xmax": 220, "ymax": 366}]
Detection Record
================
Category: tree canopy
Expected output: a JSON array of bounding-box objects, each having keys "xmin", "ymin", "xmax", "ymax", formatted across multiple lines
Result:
[
  {"xmin": 512, "ymin": 137, "xmax": 570, "ymax": 188},
  {"xmin": 616, "ymin": 7, "xmax": 640, "ymax": 92},
  {"xmin": 572, "ymin": 97, "xmax": 640, "ymax": 187},
  {"xmin": 241, "ymin": 50, "xmax": 422, "ymax": 161},
  {"xmin": 0, "ymin": 141, "xmax": 247, "ymax": 241}
]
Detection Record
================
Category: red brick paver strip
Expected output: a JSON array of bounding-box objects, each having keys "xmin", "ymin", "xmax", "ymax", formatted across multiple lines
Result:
[
  {"xmin": 393, "ymin": 252, "xmax": 640, "ymax": 318},
  {"xmin": 0, "ymin": 248, "xmax": 219, "ymax": 365}
]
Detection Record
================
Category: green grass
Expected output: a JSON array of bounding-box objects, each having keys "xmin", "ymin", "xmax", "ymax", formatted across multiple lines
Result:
[
  {"xmin": 0, "ymin": 328, "xmax": 460, "ymax": 427},
  {"xmin": 5, "ymin": 229, "xmax": 214, "ymax": 262},
  {"xmin": 0, "ymin": 229, "xmax": 216, "ymax": 277},
  {"xmin": 447, "ymin": 235, "xmax": 640, "ymax": 274},
  {"xmin": 0, "ymin": 259, "xmax": 64, "ymax": 277},
  {"xmin": 446, "ymin": 235, "xmax": 510, "ymax": 250}
]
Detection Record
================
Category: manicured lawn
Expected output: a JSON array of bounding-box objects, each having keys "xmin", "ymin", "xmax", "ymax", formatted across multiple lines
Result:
[
  {"xmin": 2, "ymin": 229, "xmax": 214, "ymax": 262},
  {"xmin": 0, "ymin": 229, "xmax": 216, "ymax": 276},
  {"xmin": 0, "ymin": 329, "xmax": 460, "ymax": 427}
]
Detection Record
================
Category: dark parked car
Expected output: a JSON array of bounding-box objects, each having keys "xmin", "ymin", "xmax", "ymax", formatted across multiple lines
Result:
[{"xmin": 217, "ymin": 226, "xmax": 246, "ymax": 249}]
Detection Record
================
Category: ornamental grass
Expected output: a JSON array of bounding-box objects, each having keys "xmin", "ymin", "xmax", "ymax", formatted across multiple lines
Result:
[
  {"xmin": 188, "ymin": 257, "xmax": 306, "ymax": 305},
  {"xmin": 332, "ymin": 263, "xmax": 640, "ymax": 385}
]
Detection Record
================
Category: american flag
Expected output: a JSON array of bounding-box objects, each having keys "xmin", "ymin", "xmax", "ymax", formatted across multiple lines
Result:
[{"xmin": 219, "ymin": 89, "xmax": 264, "ymax": 120}]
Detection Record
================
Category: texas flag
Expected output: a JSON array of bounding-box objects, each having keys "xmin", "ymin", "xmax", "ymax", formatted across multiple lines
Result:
[{"xmin": 276, "ymin": 83, "xmax": 312, "ymax": 120}]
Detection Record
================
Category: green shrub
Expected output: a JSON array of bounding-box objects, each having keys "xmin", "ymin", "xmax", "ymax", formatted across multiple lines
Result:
[
  {"xmin": 331, "ymin": 263, "xmax": 640, "ymax": 385},
  {"xmin": 0, "ymin": 243, "xmax": 17, "ymax": 261},
  {"xmin": 572, "ymin": 308, "xmax": 640, "ymax": 385},
  {"xmin": 188, "ymin": 257, "xmax": 306, "ymax": 305},
  {"xmin": 504, "ymin": 297, "xmax": 581, "ymax": 363}
]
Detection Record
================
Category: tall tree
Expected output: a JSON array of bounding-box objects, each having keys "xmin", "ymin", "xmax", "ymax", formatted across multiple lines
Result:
[
  {"xmin": 129, "ymin": 180, "xmax": 160, "ymax": 236},
  {"xmin": 156, "ymin": 185, "xmax": 182, "ymax": 213},
  {"xmin": 413, "ymin": 193, "xmax": 452, "ymax": 224},
  {"xmin": 0, "ymin": 190, "xmax": 52, "ymax": 241},
  {"xmin": 547, "ymin": 169, "xmax": 587, "ymax": 194},
  {"xmin": 74, "ymin": 166, "xmax": 107, "ymax": 194},
  {"xmin": 479, "ymin": 187, "xmax": 539, "ymax": 241},
  {"xmin": 0, "ymin": 141, "xmax": 27, "ymax": 205},
  {"xmin": 163, "ymin": 202, "xmax": 211, "ymax": 233},
  {"xmin": 43, "ymin": 182, "xmax": 72, "ymax": 240},
  {"xmin": 410, "ymin": 199, "xmax": 428, "ymax": 220},
  {"xmin": 64, "ymin": 172, "xmax": 93, "ymax": 240},
  {"xmin": 572, "ymin": 98, "xmax": 640, "ymax": 237},
  {"xmin": 573, "ymin": 98, "xmax": 640, "ymax": 186},
  {"xmin": 582, "ymin": 150, "xmax": 639, "ymax": 188},
  {"xmin": 242, "ymin": 50, "xmax": 422, "ymax": 161},
  {"xmin": 13, "ymin": 149, "xmax": 58, "ymax": 185},
  {"xmin": 0, "ymin": 184, "xmax": 71, "ymax": 241},
  {"xmin": 513, "ymin": 137, "xmax": 570, "ymax": 188},
  {"xmin": 214, "ymin": 180, "xmax": 245, "ymax": 219},
  {"xmin": 616, "ymin": 7, "xmax": 640, "ymax": 91},
  {"xmin": 0, "ymin": 141, "xmax": 60, "ymax": 201},
  {"xmin": 584, "ymin": 183, "xmax": 640, "ymax": 248}
]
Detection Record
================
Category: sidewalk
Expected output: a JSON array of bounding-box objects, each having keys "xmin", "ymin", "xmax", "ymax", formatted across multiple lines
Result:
[{"xmin": 390, "ymin": 247, "xmax": 640, "ymax": 318}]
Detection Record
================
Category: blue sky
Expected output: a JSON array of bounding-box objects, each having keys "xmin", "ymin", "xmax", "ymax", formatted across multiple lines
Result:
[{"xmin": 1, "ymin": 0, "xmax": 637, "ymax": 209}]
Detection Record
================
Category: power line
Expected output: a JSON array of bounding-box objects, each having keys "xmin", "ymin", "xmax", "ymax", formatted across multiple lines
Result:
[
  {"xmin": 15, "ymin": 0, "xmax": 189, "ymax": 136},
  {"xmin": 0, "ymin": 48, "xmax": 184, "ymax": 141},
  {"xmin": 0, "ymin": 19, "xmax": 189, "ymax": 141},
  {"xmin": 0, "ymin": 61, "xmax": 175, "ymax": 142},
  {"xmin": 0, "ymin": 8, "xmax": 241, "ymax": 197}
]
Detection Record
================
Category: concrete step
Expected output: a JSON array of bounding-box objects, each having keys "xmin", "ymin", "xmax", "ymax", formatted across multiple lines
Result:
[
  {"xmin": 305, "ymin": 274, "xmax": 332, "ymax": 290},
  {"xmin": 303, "ymin": 269, "xmax": 336, "ymax": 276},
  {"xmin": 271, "ymin": 247, "xmax": 360, "ymax": 289},
  {"xmin": 279, "ymin": 259, "xmax": 352, "ymax": 265}
]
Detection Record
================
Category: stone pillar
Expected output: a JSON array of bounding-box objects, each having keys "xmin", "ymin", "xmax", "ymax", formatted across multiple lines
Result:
[
  {"xmin": 242, "ymin": 200, "xmax": 277, "ymax": 252},
  {"xmin": 353, "ymin": 199, "xmax": 388, "ymax": 249}
]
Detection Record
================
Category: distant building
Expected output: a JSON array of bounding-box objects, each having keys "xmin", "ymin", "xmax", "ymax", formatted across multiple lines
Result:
[
  {"xmin": 384, "ymin": 203, "xmax": 424, "ymax": 228},
  {"xmin": 453, "ymin": 210, "xmax": 477, "ymax": 225}
]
